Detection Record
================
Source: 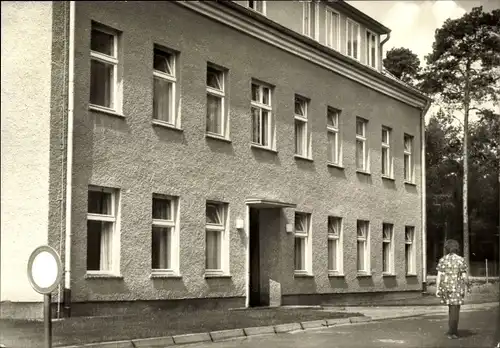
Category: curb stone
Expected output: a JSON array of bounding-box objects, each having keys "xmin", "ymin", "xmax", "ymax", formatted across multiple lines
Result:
[
  {"xmin": 274, "ymin": 322, "xmax": 302, "ymax": 333},
  {"xmin": 132, "ymin": 336, "xmax": 175, "ymax": 347},
  {"xmin": 243, "ymin": 325, "xmax": 276, "ymax": 336},
  {"xmin": 172, "ymin": 332, "xmax": 212, "ymax": 345},
  {"xmin": 349, "ymin": 316, "xmax": 372, "ymax": 323},
  {"xmin": 209, "ymin": 329, "xmax": 245, "ymax": 342},
  {"xmin": 300, "ymin": 320, "xmax": 327, "ymax": 330},
  {"xmin": 326, "ymin": 317, "xmax": 351, "ymax": 326}
]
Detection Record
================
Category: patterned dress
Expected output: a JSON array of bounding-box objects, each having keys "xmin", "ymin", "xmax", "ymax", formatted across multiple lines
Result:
[{"xmin": 436, "ymin": 253, "xmax": 468, "ymax": 305}]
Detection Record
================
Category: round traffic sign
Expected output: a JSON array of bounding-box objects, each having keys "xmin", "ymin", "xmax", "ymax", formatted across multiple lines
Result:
[{"xmin": 27, "ymin": 245, "xmax": 62, "ymax": 294}]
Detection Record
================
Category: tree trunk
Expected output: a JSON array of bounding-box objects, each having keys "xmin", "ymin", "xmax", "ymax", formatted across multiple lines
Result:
[{"xmin": 463, "ymin": 102, "xmax": 470, "ymax": 268}]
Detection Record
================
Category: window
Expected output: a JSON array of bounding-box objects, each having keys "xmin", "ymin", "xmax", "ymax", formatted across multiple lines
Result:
[
  {"xmin": 251, "ymin": 82, "xmax": 273, "ymax": 148},
  {"xmin": 404, "ymin": 134, "xmax": 414, "ymax": 182},
  {"xmin": 153, "ymin": 48, "xmax": 178, "ymax": 126},
  {"xmin": 366, "ymin": 30, "xmax": 378, "ymax": 68},
  {"xmin": 294, "ymin": 213, "xmax": 311, "ymax": 274},
  {"xmin": 303, "ymin": 1, "xmax": 318, "ymax": 40},
  {"xmin": 405, "ymin": 226, "xmax": 416, "ymax": 275},
  {"xmin": 327, "ymin": 108, "xmax": 341, "ymax": 165},
  {"xmin": 381, "ymin": 127, "xmax": 392, "ymax": 177},
  {"xmin": 356, "ymin": 220, "xmax": 370, "ymax": 273},
  {"xmin": 326, "ymin": 8, "xmax": 340, "ymax": 49},
  {"xmin": 382, "ymin": 223, "xmax": 394, "ymax": 274},
  {"xmin": 294, "ymin": 96, "xmax": 309, "ymax": 158},
  {"xmin": 87, "ymin": 186, "xmax": 119, "ymax": 273},
  {"xmin": 346, "ymin": 19, "xmax": 360, "ymax": 60},
  {"xmin": 246, "ymin": 0, "xmax": 265, "ymax": 14},
  {"xmin": 328, "ymin": 217, "xmax": 343, "ymax": 275},
  {"xmin": 356, "ymin": 117, "xmax": 369, "ymax": 171},
  {"xmin": 90, "ymin": 25, "xmax": 119, "ymax": 111},
  {"xmin": 206, "ymin": 65, "xmax": 227, "ymax": 137},
  {"xmin": 151, "ymin": 195, "xmax": 179, "ymax": 274},
  {"xmin": 206, "ymin": 202, "xmax": 228, "ymax": 275}
]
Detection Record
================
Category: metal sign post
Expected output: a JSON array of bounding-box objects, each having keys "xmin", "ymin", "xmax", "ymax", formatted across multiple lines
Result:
[{"xmin": 27, "ymin": 245, "xmax": 63, "ymax": 348}]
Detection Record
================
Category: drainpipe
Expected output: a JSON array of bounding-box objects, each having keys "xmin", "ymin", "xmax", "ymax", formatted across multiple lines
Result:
[
  {"xmin": 421, "ymin": 98, "xmax": 432, "ymax": 293},
  {"xmin": 379, "ymin": 32, "xmax": 391, "ymax": 71},
  {"xmin": 63, "ymin": 0, "xmax": 76, "ymax": 317}
]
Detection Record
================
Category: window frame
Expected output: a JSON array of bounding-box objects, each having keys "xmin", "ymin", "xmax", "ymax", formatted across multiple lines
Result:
[
  {"xmin": 152, "ymin": 47, "xmax": 179, "ymax": 128},
  {"xmin": 381, "ymin": 126, "xmax": 393, "ymax": 178},
  {"xmin": 294, "ymin": 212, "xmax": 312, "ymax": 276},
  {"xmin": 303, "ymin": 0, "xmax": 319, "ymax": 40},
  {"xmin": 205, "ymin": 201, "xmax": 230, "ymax": 277},
  {"xmin": 246, "ymin": 0, "xmax": 266, "ymax": 15},
  {"xmin": 356, "ymin": 220, "xmax": 370, "ymax": 274},
  {"xmin": 325, "ymin": 7, "xmax": 340, "ymax": 50},
  {"xmin": 382, "ymin": 223, "xmax": 395, "ymax": 275},
  {"xmin": 89, "ymin": 24, "xmax": 121, "ymax": 113},
  {"xmin": 328, "ymin": 216, "xmax": 343, "ymax": 275},
  {"xmin": 356, "ymin": 117, "xmax": 369, "ymax": 172},
  {"xmin": 151, "ymin": 194, "xmax": 180, "ymax": 276},
  {"xmin": 206, "ymin": 64, "xmax": 228, "ymax": 139},
  {"xmin": 405, "ymin": 226, "xmax": 416, "ymax": 275},
  {"xmin": 294, "ymin": 95, "xmax": 310, "ymax": 159},
  {"xmin": 346, "ymin": 18, "xmax": 360, "ymax": 61},
  {"xmin": 327, "ymin": 107, "xmax": 341, "ymax": 165},
  {"xmin": 251, "ymin": 81, "xmax": 274, "ymax": 149},
  {"xmin": 365, "ymin": 29, "xmax": 379, "ymax": 69},
  {"xmin": 404, "ymin": 134, "xmax": 414, "ymax": 183},
  {"xmin": 86, "ymin": 185, "xmax": 120, "ymax": 276}
]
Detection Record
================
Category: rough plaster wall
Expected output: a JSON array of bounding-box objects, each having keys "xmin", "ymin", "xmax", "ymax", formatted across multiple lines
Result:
[
  {"xmin": 69, "ymin": 1, "xmax": 422, "ymax": 303},
  {"xmin": 0, "ymin": 1, "xmax": 53, "ymax": 302}
]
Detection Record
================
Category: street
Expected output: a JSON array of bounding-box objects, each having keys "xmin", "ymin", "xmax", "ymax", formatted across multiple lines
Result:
[{"xmin": 186, "ymin": 306, "xmax": 499, "ymax": 348}]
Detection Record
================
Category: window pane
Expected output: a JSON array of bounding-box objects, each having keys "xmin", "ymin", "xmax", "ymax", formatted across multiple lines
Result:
[
  {"xmin": 206, "ymin": 204, "xmax": 222, "ymax": 224},
  {"xmin": 357, "ymin": 221, "xmax": 367, "ymax": 237},
  {"xmin": 357, "ymin": 241, "xmax": 365, "ymax": 271},
  {"xmin": 404, "ymin": 154, "xmax": 411, "ymax": 180},
  {"xmin": 405, "ymin": 244, "xmax": 412, "ymax": 273},
  {"xmin": 90, "ymin": 60, "xmax": 113, "ymax": 108},
  {"xmin": 356, "ymin": 120, "xmax": 364, "ymax": 136},
  {"xmin": 382, "ymin": 148, "xmax": 388, "ymax": 175},
  {"xmin": 251, "ymin": 84, "xmax": 259, "ymax": 102},
  {"xmin": 206, "ymin": 94, "xmax": 222, "ymax": 134},
  {"xmin": 261, "ymin": 110, "xmax": 269, "ymax": 146},
  {"xmin": 88, "ymin": 190, "xmax": 112, "ymax": 215},
  {"xmin": 353, "ymin": 25, "xmax": 358, "ymax": 58},
  {"xmin": 328, "ymin": 239, "xmax": 337, "ymax": 271},
  {"xmin": 404, "ymin": 136, "xmax": 412, "ymax": 152},
  {"xmin": 295, "ymin": 121, "xmax": 305, "ymax": 155},
  {"xmin": 294, "ymin": 98, "xmax": 305, "ymax": 116},
  {"xmin": 347, "ymin": 22, "xmax": 352, "ymax": 56},
  {"xmin": 87, "ymin": 220, "xmax": 112, "ymax": 271},
  {"xmin": 327, "ymin": 109, "xmax": 338, "ymax": 128},
  {"xmin": 356, "ymin": 140, "xmax": 364, "ymax": 169},
  {"xmin": 152, "ymin": 227, "xmax": 172, "ymax": 269},
  {"xmin": 382, "ymin": 129, "xmax": 388, "ymax": 143},
  {"xmin": 153, "ymin": 77, "xmax": 172, "ymax": 122},
  {"xmin": 251, "ymin": 107, "xmax": 261, "ymax": 144},
  {"xmin": 206, "ymin": 230, "xmax": 221, "ymax": 269},
  {"xmin": 262, "ymin": 87, "xmax": 270, "ymax": 105},
  {"xmin": 207, "ymin": 67, "xmax": 222, "ymax": 90},
  {"xmin": 294, "ymin": 237, "xmax": 305, "ymax": 270},
  {"xmin": 152, "ymin": 198, "xmax": 171, "ymax": 220},
  {"xmin": 405, "ymin": 227, "xmax": 414, "ymax": 243},
  {"xmin": 91, "ymin": 29, "xmax": 114, "ymax": 56},
  {"xmin": 383, "ymin": 224, "xmax": 392, "ymax": 240},
  {"xmin": 328, "ymin": 131, "xmax": 337, "ymax": 163},
  {"xmin": 383, "ymin": 242, "xmax": 390, "ymax": 272},
  {"xmin": 295, "ymin": 214, "xmax": 306, "ymax": 233},
  {"xmin": 154, "ymin": 50, "xmax": 173, "ymax": 75}
]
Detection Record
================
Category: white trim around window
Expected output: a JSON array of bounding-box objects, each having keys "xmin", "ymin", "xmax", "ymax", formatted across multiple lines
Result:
[
  {"xmin": 205, "ymin": 201, "xmax": 230, "ymax": 277},
  {"xmin": 152, "ymin": 47, "xmax": 179, "ymax": 128},
  {"xmin": 405, "ymin": 226, "xmax": 416, "ymax": 275},
  {"xmin": 366, "ymin": 29, "xmax": 379, "ymax": 69},
  {"xmin": 294, "ymin": 95, "xmax": 311, "ymax": 159},
  {"xmin": 89, "ymin": 24, "xmax": 122, "ymax": 114},
  {"xmin": 151, "ymin": 194, "xmax": 180, "ymax": 277},
  {"xmin": 327, "ymin": 107, "xmax": 342, "ymax": 166},
  {"xmin": 346, "ymin": 18, "xmax": 360, "ymax": 61},
  {"xmin": 251, "ymin": 81, "xmax": 275, "ymax": 149},
  {"xmin": 404, "ymin": 134, "xmax": 414, "ymax": 183},
  {"xmin": 356, "ymin": 220, "xmax": 370, "ymax": 274},
  {"xmin": 303, "ymin": 0, "xmax": 319, "ymax": 40},
  {"xmin": 381, "ymin": 126, "xmax": 393, "ymax": 178},
  {"xmin": 325, "ymin": 7, "xmax": 340, "ymax": 50},
  {"xmin": 328, "ymin": 216, "xmax": 343, "ymax": 276},
  {"xmin": 382, "ymin": 223, "xmax": 394, "ymax": 275},
  {"xmin": 356, "ymin": 117, "xmax": 369, "ymax": 172},
  {"xmin": 294, "ymin": 212, "xmax": 312, "ymax": 276},
  {"xmin": 206, "ymin": 64, "xmax": 229, "ymax": 139},
  {"xmin": 86, "ymin": 185, "xmax": 121, "ymax": 276},
  {"xmin": 246, "ymin": 0, "xmax": 266, "ymax": 15}
]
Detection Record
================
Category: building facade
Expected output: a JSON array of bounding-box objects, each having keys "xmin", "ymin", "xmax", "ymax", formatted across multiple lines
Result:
[{"xmin": 1, "ymin": 0, "xmax": 430, "ymax": 319}]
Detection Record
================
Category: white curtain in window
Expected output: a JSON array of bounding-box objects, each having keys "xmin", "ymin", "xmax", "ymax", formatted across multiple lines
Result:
[
  {"xmin": 100, "ymin": 221, "xmax": 112, "ymax": 271},
  {"xmin": 206, "ymin": 230, "xmax": 221, "ymax": 270},
  {"xmin": 153, "ymin": 78, "xmax": 172, "ymax": 122},
  {"xmin": 206, "ymin": 94, "xmax": 221, "ymax": 134}
]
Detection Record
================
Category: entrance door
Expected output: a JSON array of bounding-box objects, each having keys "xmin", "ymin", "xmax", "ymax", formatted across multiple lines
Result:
[{"xmin": 249, "ymin": 207, "xmax": 261, "ymax": 307}]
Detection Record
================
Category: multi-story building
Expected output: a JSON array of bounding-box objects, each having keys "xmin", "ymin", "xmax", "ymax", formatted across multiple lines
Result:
[{"xmin": 1, "ymin": 0, "xmax": 431, "ymax": 319}]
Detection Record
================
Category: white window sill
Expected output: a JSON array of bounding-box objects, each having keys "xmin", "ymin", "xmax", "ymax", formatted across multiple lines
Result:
[
  {"xmin": 150, "ymin": 272, "xmax": 182, "ymax": 279},
  {"xmin": 204, "ymin": 273, "xmax": 232, "ymax": 279},
  {"xmin": 85, "ymin": 272, "xmax": 123, "ymax": 279},
  {"xmin": 356, "ymin": 272, "xmax": 372, "ymax": 277},
  {"xmin": 89, "ymin": 104, "xmax": 124, "ymax": 118},
  {"xmin": 327, "ymin": 162, "xmax": 344, "ymax": 169},
  {"xmin": 294, "ymin": 272, "xmax": 314, "ymax": 278},
  {"xmin": 382, "ymin": 175, "xmax": 395, "ymax": 181},
  {"xmin": 356, "ymin": 170, "xmax": 371, "ymax": 176},
  {"xmin": 328, "ymin": 272, "xmax": 345, "ymax": 278},
  {"xmin": 294, "ymin": 154, "xmax": 313, "ymax": 162},
  {"xmin": 152, "ymin": 120, "xmax": 183, "ymax": 132},
  {"xmin": 404, "ymin": 181, "xmax": 417, "ymax": 187},
  {"xmin": 251, "ymin": 144, "xmax": 278, "ymax": 154},
  {"xmin": 206, "ymin": 133, "xmax": 232, "ymax": 143},
  {"xmin": 383, "ymin": 273, "xmax": 397, "ymax": 277}
]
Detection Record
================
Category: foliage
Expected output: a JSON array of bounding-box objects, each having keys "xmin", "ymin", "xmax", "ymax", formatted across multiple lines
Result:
[{"xmin": 383, "ymin": 47, "xmax": 421, "ymax": 86}]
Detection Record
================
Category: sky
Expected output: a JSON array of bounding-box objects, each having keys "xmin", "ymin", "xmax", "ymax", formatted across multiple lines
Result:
[{"xmin": 347, "ymin": 0, "xmax": 500, "ymax": 121}]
